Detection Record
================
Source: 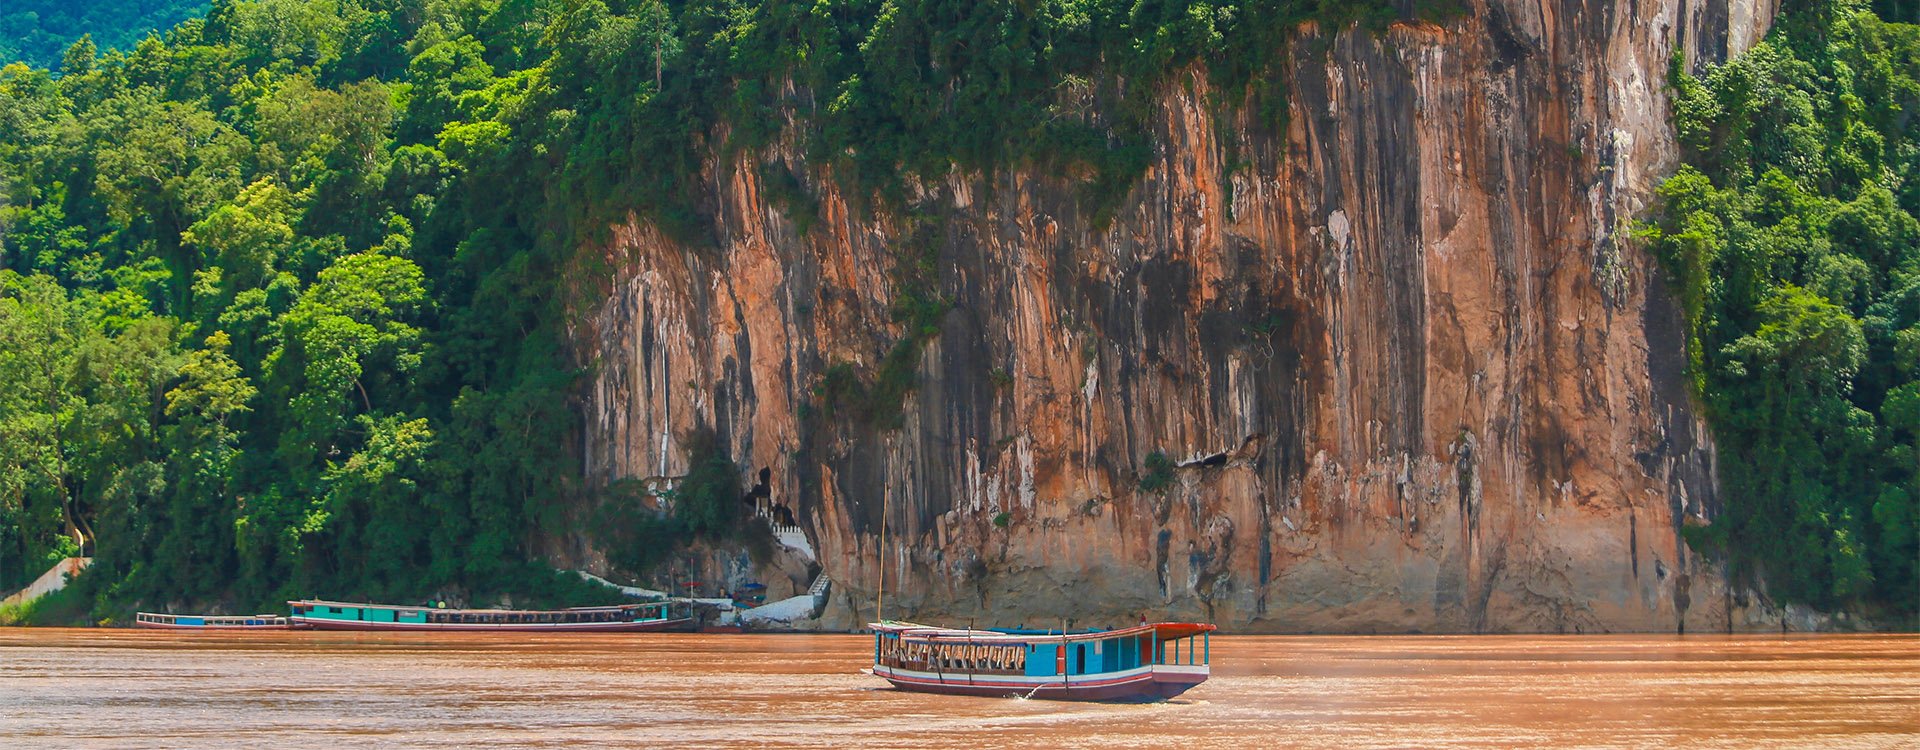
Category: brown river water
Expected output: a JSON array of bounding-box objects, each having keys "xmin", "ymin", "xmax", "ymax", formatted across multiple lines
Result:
[{"xmin": 1, "ymin": 629, "xmax": 1915, "ymax": 749}]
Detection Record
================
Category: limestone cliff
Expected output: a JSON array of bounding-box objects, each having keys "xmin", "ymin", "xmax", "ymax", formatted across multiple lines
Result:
[{"xmin": 572, "ymin": 1, "xmax": 1781, "ymax": 633}]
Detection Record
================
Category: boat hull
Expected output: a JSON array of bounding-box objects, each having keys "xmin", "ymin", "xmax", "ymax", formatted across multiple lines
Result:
[
  {"xmin": 288, "ymin": 616, "xmax": 693, "ymax": 633},
  {"xmin": 871, "ymin": 664, "xmax": 1209, "ymax": 702}
]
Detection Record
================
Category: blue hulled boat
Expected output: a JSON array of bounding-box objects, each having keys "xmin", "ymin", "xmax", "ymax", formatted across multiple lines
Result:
[{"xmin": 869, "ymin": 620, "xmax": 1215, "ymax": 701}]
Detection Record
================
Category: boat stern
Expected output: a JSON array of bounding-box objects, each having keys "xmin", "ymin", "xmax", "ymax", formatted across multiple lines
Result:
[{"xmin": 1146, "ymin": 663, "xmax": 1211, "ymax": 699}]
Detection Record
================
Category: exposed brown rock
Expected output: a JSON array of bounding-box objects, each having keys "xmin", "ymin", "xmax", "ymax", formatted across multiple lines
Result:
[{"xmin": 572, "ymin": 1, "xmax": 1779, "ymax": 633}]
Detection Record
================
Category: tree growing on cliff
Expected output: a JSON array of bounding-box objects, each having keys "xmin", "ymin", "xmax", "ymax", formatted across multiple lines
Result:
[{"xmin": 1647, "ymin": 5, "xmax": 1920, "ymax": 618}]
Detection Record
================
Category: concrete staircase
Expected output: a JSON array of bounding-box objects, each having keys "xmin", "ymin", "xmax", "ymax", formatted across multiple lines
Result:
[
  {"xmin": 1, "ymin": 557, "xmax": 90, "ymax": 608},
  {"xmin": 775, "ymin": 527, "xmax": 814, "ymax": 561},
  {"xmin": 574, "ymin": 570, "xmax": 670, "ymax": 599},
  {"xmin": 755, "ymin": 507, "xmax": 815, "ymax": 561},
  {"xmin": 735, "ymin": 572, "xmax": 832, "ymax": 627}
]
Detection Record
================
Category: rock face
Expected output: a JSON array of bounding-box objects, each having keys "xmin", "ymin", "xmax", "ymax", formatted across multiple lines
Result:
[{"xmin": 573, "ymin": 1, "xmax": 1780, "ymax": 633}]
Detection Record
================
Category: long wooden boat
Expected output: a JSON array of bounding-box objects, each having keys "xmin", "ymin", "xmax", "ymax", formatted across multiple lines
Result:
[
  {"xmin": 134, "ymin": 612, "xmax": 292, "ymax": 629},
  {"xmin": 869, "ymin": 621, "xmax": 1215, "ymax": 701},
  {"xmin": 286, "ymin": 599, "xmax": 690, "ymax": 632}
]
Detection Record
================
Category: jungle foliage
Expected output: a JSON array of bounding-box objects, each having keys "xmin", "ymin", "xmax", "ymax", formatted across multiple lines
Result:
[
  {"xmin": 1642, "ymin": 0, "xmax": 1920, "ymax": 618},
  {"xmin": 1, "ymin": 0, "xmax": 1415, "ymax": 620},
  {"xmin": 0, "ymin": 2, "xmax": 210, "ymax": 69}
]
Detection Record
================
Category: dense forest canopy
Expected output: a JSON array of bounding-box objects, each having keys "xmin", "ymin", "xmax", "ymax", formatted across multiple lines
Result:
[
  {"xmin": 0, "ymin": 0, "xmax": 1410, "ymax": 620},
  {"xmin": 0, "ymin": 2, "xmax": 210, "ymax": 69},
  {"xmin": 1644, "ymin": 0, "xmax": 1920, "ymax": 619}
]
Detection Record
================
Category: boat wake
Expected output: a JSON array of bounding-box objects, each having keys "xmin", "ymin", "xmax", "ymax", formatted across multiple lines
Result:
[{"xmin": 1016, "ymin": 683, "xmax": 1060, "ymax": 701}]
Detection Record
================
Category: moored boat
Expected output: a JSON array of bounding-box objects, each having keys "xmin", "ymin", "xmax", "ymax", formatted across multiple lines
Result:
[
  {"xmin": 135, "ymin": 612, "xmax": 292, "ymax": 629},
  {"xmin": 869, "ymin": 620, "xmax": 1215, "ymax": 701},
  {"xmin": 287, "ymin": 599, "xmax": 691, "ymax": 632}
]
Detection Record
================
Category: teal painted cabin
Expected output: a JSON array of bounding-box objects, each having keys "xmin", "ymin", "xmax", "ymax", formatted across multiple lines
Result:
[{"xmin": 287, "ymin": 599, "xmax": 689, "ymax": 632}]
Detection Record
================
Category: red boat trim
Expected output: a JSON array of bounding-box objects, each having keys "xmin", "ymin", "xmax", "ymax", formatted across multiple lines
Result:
[
  {"xmin": 871, "ymin": 664, "xmax": 1209, "ymax": 701},
  {"xmin": 872, "ymin": 664, "xmax": 1207, "ymax": 690}
]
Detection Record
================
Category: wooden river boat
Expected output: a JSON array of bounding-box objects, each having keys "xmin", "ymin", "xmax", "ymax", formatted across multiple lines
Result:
[
  {"xmin": 869, "ymin": 620, "xmax": 1215, "ymax": 701},
  {"xmin": 287, "ymin": 599, "xmax": 691, "ymax": 632},
  {"xmin": 134, "ymin": 612, "xmax": 292, "ymax": 629}
]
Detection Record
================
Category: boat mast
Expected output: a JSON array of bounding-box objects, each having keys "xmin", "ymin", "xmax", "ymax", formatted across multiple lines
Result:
[{"xmin": 876, "ymin": 486, "xmax": 888, "ymax": 623}]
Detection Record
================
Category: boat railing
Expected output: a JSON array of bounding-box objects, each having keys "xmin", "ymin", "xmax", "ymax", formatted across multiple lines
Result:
[
  {"xmin": 877, "ymin": 635, "xmax": 1031, "ymax": 675},
  {"xmin": 1152, "ymin": 630, "xmax": 1209, "ymax": 667}
]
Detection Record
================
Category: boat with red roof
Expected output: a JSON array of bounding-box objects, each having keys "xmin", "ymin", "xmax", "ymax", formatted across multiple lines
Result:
[{"xmin": 869, "ymin": 620, "xmax": 1215, "ymax": 701}]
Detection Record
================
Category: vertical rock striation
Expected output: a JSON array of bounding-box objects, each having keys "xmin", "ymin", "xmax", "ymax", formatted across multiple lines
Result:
[{"xmin": 574, "ymin": 1, "xmax": 1777, "ymax": 633}]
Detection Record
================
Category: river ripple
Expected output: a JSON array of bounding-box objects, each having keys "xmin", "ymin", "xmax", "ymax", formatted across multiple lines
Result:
[{"xmin": 1, "ymin": 629, "xmax": 1914, "ymax": 748}]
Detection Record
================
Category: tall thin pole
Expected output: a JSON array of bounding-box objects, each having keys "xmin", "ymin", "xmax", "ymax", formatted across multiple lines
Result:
[{"xmin": 875, "ymin": 489, "xmax": 887, "ymax": 624}]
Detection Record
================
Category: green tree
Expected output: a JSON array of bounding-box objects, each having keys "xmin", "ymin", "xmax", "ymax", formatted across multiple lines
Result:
[
  {"xmin": 267, "ymin": 251, "xmax": 425, "ymax": 466},
  {"xmin": 151, "ymin": 330, "xmax": 253, "ymax": 600},
  {"xmin": 1649, "ymin": 6, "xmax": 1920, "ymax": 618}
]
